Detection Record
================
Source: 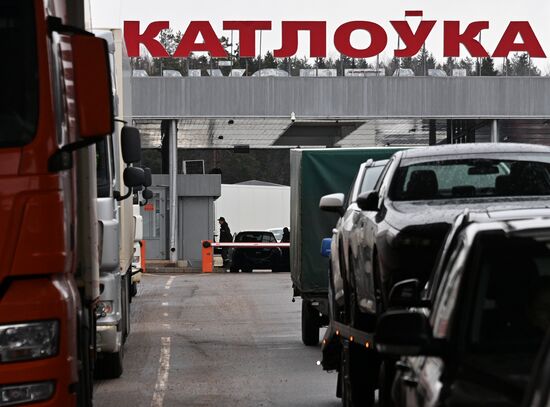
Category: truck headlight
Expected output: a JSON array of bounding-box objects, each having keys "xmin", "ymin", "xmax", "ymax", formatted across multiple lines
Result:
[
  {"xmin": 0, "ymin": 321, "xmax": 59, "ymax": 363},
  {"xmin": 0, "ymin": 381, "xmax": 54, "ymax": 406}
]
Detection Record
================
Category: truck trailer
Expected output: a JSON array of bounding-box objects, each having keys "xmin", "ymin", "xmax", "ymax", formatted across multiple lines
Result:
[{"xmin": 290, "ymin": 148, "xmax": 401, "ymax": 346}]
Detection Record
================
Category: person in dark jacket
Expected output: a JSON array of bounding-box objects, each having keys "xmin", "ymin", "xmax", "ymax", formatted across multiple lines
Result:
[
  {"xmin": 281, "ymin": 227, "xmax": 290, "ymax": 243},
  {"xmin": 280, "ymin": 227, "xmax": 290, "ymax": 271},
  {"xmin": 218, "ymin": 217, "xmax": 232, "ymax": 265}
]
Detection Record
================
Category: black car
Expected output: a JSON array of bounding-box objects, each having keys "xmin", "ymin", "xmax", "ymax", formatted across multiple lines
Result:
[
  {"xmin": 229, "ymin": 231, "xmax": 283, "ymax": 273},
  {"xmin": 376, "ymin": 211, "xmax": 550, "ymax": 407},
  {"xmin": 523, "ymin": 328, "xmax": 550, "ymax": 407},
  {"xmin": 353, "ymin": 143, "xmax": 550, "ymax": 324}
]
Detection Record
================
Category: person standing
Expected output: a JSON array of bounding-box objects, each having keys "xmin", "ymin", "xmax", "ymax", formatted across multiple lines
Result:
[
  {"xmin": 280, "ymin": 227, "xmax": 290, "ymax": 272},
  {"xmin": 218, "ymin": 217, "xmax": 232, "ymax": 266}
]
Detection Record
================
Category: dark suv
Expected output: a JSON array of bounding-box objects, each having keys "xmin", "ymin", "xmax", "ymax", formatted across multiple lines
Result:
[
  {"xmin": 376, "ymin": 211, "xmax": 550, "ymax": 407},
  {"xmin": 229, "ymin": 231, "xmax": 282, "ymax": 273}
]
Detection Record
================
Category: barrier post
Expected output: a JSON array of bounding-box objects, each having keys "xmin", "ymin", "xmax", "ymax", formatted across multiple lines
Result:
[
  {"xmin": 140, "ymin": 240, "xmax": 146, "ymax": 274},
  {"xmin": 201, "ymin": 240, "xmax": 213, "ymax": 273}
]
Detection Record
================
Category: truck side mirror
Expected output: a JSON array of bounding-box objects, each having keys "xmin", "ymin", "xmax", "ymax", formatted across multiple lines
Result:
[
  {"xmin": 357, "ymin": 191, "xmax": 379, "ymax": 212},
  {"xmin": 121, "ymin": 126, "xmax": 142, "ymax": 164},
  {"xmin": 143, "ymin": 167, "xmax": 152, "ymax": 187},
  {"xmin": 142, "ymin": 189, "xmax": 153, "ymax": 200},
  {"xmin": 123, "ymin": 167, "xmax": 145, "ymax": 188},
  {"xmin": 71, "ymin": 35, "xmax": 114, "ymax": 139},
  {"xmin": 319, "ymin": 193, "xmax": 345, "ymax": 216}
]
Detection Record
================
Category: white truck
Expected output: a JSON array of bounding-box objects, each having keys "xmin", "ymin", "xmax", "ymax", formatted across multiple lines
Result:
[{"xmin": 94, "ymin": 29, "xmax": 144, "ymax": 378}]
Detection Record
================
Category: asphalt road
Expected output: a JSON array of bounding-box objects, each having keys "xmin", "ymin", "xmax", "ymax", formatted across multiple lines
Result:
[{"xmin": 94, "ymin": 272, "xmax": 340, "ymax": 407}]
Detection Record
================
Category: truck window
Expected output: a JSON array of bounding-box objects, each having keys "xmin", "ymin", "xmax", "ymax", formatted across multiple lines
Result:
[
  {"xmin": 96, "ymin": 138, "xmax": 111, "ymax": 198},
  {"xmin": 0, "ymin": 0, "xmax": 38, "ymax": 147}
]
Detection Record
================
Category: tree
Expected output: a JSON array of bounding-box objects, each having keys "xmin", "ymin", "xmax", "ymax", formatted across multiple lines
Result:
[
  {"xmin": 386, "ymin": 57, "xmax": 400, "ymax": 76},
  {"xmin": 458, "ymin": 57, "xmax": 475, "ymax": 75},
  {"xmin": 509, "ymin": 53, "xmax": 541, "ymax": 76},
  {"xmin": 156, "ymin": 29, "xmax": 184, "ymax": 75},
  {"xmin": 262, "ymin": 51, "xmax": 278, "ymax": 69},
  {"xmin": 442, "ymin": 57, "xmax": 455, "ymax": 76},
  {"xmin": 480, "ymin": 57, "xmax": 498, "ymax": 76},
  {"xmin": 413, "ymin": 48, "xmax": 436, "ymax": 76},
  {"xmin": 314, "ymin": 57, "xmax": 327, "ymax": 69},
  {"xmin": 335, "ymin": 55, "xmax": 352, "ymax": 75}
]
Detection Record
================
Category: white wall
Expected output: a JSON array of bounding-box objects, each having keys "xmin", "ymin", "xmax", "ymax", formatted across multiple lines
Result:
[{"xmin": 214, "ymin": 184, "xmax": 290, "ymax": 238}]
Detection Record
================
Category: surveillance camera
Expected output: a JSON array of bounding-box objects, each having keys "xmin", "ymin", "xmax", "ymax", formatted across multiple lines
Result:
[{"xmin": 291, "ymin": 112, "xmax": 296, "ymax": 122}]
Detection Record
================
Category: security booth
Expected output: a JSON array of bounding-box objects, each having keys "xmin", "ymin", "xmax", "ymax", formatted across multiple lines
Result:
[{"xmin": 142, "ymin": 174, "xmax": 221, "ymax": 266}]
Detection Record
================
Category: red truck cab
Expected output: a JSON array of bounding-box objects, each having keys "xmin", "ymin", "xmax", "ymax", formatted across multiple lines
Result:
[{"xmin": 0, "ymin": 1, "xmax": 113, "ymax": 405}]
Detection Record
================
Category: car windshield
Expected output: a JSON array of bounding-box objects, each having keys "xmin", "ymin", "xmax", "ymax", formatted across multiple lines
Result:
[
  {"xmin": 0, "ymin": 0, "xmax": 38, "ymax": 148},
  {"xmin": 470, "ymin": 235, "xmax": 550, "ymax": 353},
  {"xmin": 390, "ymin": 158, "xmax": 550, "ymax": 201},
  {"xmin": 360, "ymin": 165, "xmax": 385, "ymax": 193},
  {"xmin": 236, "ymin": 232, "xmax": 277, "ymax": 243}
]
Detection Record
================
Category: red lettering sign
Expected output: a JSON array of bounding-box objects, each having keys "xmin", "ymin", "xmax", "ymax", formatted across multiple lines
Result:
[{"xmin": 124, "ymin": 15, "xmax": 546, "ymax": 60}]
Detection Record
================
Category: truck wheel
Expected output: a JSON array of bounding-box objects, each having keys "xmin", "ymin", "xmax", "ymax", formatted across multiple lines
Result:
[
  {"xmin": 301, "ymin": 300, "xmax": 319, "ymax": 346},
  {"xmin": 77, "ymin": 310, "xmax": 93, "ymax": 407},
  {"xmin": 340, "ymin": 342, "xmax": 377, "ymax": 407},
  {"xmin": 96, "ymin": 350, "xmax": 124, "ymax": 379},
  {"xmin": 378, "ymin": 359, "xmax": 396, "ymax": 407}
]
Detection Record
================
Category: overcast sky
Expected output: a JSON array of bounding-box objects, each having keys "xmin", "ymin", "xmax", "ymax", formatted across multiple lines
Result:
[{"xmin": 90, "ymin": 0, "xmax": 550, "ymax": 72}]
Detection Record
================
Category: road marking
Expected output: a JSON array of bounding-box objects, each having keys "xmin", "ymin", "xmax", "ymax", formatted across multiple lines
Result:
[
  {"xmin": 151, "ymin": 337, "xmax": 171, "ymax": 407},
  {"xmin": 161, "ymin": 302, "xmax": 168, "ymax": 306},
  {"xmin": 163, "ymin": 312, "xmax": 168, "ymax": 317},
  {"xmin": 164, "ymin": 276, "xmax": 175, "ymax": 290}
]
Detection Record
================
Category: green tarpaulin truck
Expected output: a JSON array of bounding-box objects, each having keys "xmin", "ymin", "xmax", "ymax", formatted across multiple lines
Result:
[{"xmin": 290, "ymin": 147, "xmax": 402, "ymax": 345}]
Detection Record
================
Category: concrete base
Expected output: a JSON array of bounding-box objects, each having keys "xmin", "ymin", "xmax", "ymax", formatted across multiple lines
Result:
[{"xmin": 146, "ymin": 260, "xmax": 200, "ymax": 274}]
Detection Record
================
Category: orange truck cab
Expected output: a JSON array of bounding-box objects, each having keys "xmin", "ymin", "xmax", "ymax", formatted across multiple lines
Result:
[{"xmin": 0, "ymin": 0, "xmax": 113, "ymax": 405}]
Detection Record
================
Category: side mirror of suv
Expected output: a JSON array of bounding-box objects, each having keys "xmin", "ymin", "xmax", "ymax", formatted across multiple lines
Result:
[
  {"xmin": 388, "ymin": 279, "xmax": 421, "ymax": 308},
  {"xmin": 319, "ymin": 193, "xmax": 345, "ymax": 216},
  {"xmin": 375, "ymin": 310, "xmax": 445, "ymax": 357},
  {"xmin": 357, "ymin": 191, "xmax": 379, "ymax": 212}
]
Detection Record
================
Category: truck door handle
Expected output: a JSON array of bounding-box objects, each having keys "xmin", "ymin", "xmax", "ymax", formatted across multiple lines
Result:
[
  {"xmin": 402, "ymin": 375, "xmax": 418, "ymax": 388},
  {"xmin": 395, "ymin": 361, "xmax": 411, "ymax": 372}
]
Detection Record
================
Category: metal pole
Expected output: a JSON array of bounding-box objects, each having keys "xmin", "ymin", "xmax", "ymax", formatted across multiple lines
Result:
[
  {"xmin": 169, "ymin": 120, "xmax": 178, "ymax": 263},
  {"xmin": 429, "ymin": 120, "xmax": 436, "ymax": 145},
  {"xmin": 259, "ymin": 30, "xmax": 262, "ymax": 76},
  {"xmin": 490, "ymin": 119, "xmax": 499, "ymax": 143},
  {"xmin": 478, "ymin": 32, "xmax": 482, "ymax": 76}
]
